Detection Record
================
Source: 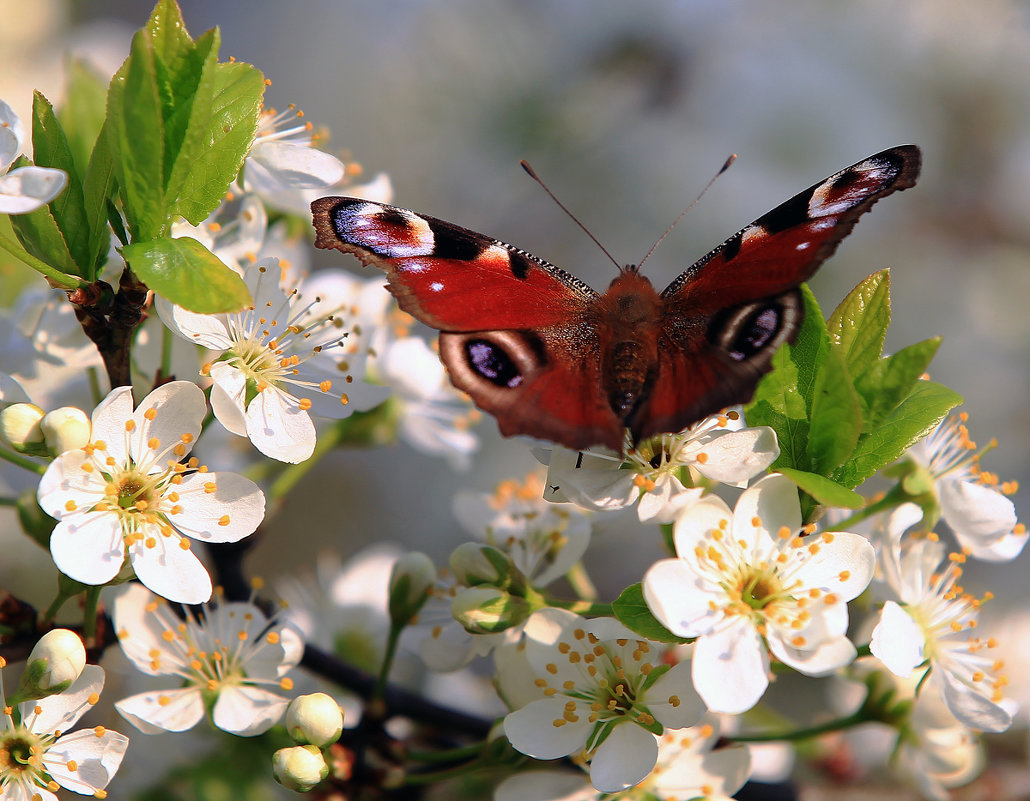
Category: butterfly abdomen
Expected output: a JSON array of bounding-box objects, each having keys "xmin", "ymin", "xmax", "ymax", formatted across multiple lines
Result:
[{"xmin": 598, "ymin": 271, "xmax": 663, "ymax": 424}]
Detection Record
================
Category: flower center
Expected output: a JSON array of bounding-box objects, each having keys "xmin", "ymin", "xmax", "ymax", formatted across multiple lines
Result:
[{"xmin": 0, "ymin": 729, "xmax": 45, "ymax": 780}]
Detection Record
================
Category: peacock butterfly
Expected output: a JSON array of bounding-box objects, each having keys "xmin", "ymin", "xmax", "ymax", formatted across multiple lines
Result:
[{"xmin": 311, "ymin": 145, "xmax": 921, "ymax": 452}]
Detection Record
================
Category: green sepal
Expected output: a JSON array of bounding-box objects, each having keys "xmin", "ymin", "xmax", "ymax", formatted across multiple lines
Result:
[
  {"xmin": 120, "ymin": 235, "xmax": 250, "ymax": 313},
  {"xmin": 612, "ymin": 583, "xmax": 688, "ymax": 644}
]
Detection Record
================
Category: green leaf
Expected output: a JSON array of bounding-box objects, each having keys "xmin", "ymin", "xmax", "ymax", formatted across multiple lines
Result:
[
  {"xmin": 612, "ymin": 583, "xmax": 687, "ymax": 644},
  {"xmin": 855, "ymin": 337, "xmax": 941, "ymax": 430},
  {"xmin": 163, "ymin": 29, "xmax": 219, "ymax": 215},
  {"xmin": 121, "ymin": 236, "xmax": 250, "ymax": 313},
  {"xmin": 145, "ymin": 0, "xmax": 195, "ymax": 66},
  {"xmin": 57, "ymin": 59, "xmax": 109, "ymax": 179},
  {"xmin": 81, "ymin": 123, "xmax": 116, "ymax": 279},
  {"xmin": 807, "ymin": 346, "xmax": 862, "ymax": 474},
  {"xmin": 745, "ymin": 344, "xmax": 809, "ymax": 470},
  {"xmin": 827, "ymin": 269, "xmax": 891, "ymax": 379},
  {"xmin": 173, "ymin": 60, "xmax": 264, "ymax": 223},
  {"xmin": 793, "ymin": 285, "xmax": 830, "ymax": 412},
  {"xmin": 832, "ymin": 381, "xmax": 963, "ymax": 488},
  {"xmin": 29, "ymin": 92, "xmax": 92, "ymax": 275},
  {"xmin": 109, "ymin": 28, "xmax": 168, "ymax": 241},
  {"xmin": 777, "ymin": 467, "xmax": 864, "ymax": 509},
  {"xmin": 8, "ymin": 154, "xmax": 81, "ymax": 279}
]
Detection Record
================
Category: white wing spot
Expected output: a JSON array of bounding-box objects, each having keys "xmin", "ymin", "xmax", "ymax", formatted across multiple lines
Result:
[
  {"xmin": 795, "ymin": 242, "xmax": 811, "ymax": 251},
  {"xmin": 354, "ymin": 204, "xmax": 435, "ymax": 258},
  {"xmin": 430, "ymin": 281, "xmax": 444, "ymax": 292}
]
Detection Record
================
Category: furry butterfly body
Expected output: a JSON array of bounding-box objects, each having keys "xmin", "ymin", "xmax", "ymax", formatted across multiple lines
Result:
[{"xmin": 311, "ymin": 145, "xmax": 921, "ymax": 452}]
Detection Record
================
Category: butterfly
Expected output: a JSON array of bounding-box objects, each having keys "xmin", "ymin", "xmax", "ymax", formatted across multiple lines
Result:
[{"xmin": 311, "ymin": 145, "xmax": 921, "ymax": 453}]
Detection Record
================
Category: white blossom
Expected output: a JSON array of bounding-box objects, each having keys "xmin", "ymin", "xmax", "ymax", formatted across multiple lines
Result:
[
  {"xmin": 501, "ymin": 608, "xmax": 704, "ymax": 793},
  {"xmin": 37, "ymin": 382, "xmax": 265, "ymax": 604},
  {"xmin": 0, "ymin": 663, "xmax": 128, "ymax": 801},
  {"xmin": 905, "ymin": 412, "xmax": 1025, "ymax": 561},
  {"xmin": 870, "ymin": 520, "xmax": 1013, "ymax": 733},
  {"xmin": 158, "ymin": 258, "xmax": 389, "ymax": 463},
  {"xmin": 112, "ymin": 583, "xmax": 303, "ymax": 736},
  {"xmin": 545, "ymin": 409, "xmax": 779, "ymax": 523},
  {"xmin": 643, "ymin": 473, "xmax": 874, "ymax": 714}
]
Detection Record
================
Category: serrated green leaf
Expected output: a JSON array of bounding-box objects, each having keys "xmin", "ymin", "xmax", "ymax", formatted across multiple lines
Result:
[
  {"xmin": 807, "ymin": 346, "xmax": 862, "ymax": 474},
  {"xmin": 81, "ymin": 123, "xmax": 115, "ymax": 279},
  {"xmin": 173, "ymin": 60, "xmax": 264, "ymax": 223},
  {"xmin": 855, "ymin": 337, "xmax": 942, "ymax": 430},
  {"xmin": 777, "ymin": 467, "xmax": 864, "ymax": 509},
  {"xmin": 121, "ymin": 236, "xmax": 249, "ymax": 313},
  {"xmin": 109, "ymin": 28, "xmax": 167, "ymax": 241},
  {"xmin": 745, "ymin": 344, "xmax": 809, "ymax": 470},
  {"xmin": 612, "ymin": 583, "xmax": 687, "ymax": 644},
  {"xmin": 163, "ymin": 28, "xmax": 218, "ymax": 211},
  {"xmin": 832, "ymin": 381, "xmax": 963, "ymax": 488},
  {"xmin": 793, "ymin": 285, "xmax": 830, "ymax": 412},
  {"xmin": 27, "ymin": 92, "xmax": 92, "ymax": 276},
  {"xmin": 827, "ymin": 269, "xmax": 891, "ymax": 378},
  {"xmin": 58, "ymin": 59, "xmax": 109, "ymax": 179},
  {"xmin": 146, "ymin": 0, "xmax": 194, "ymax": 70}
]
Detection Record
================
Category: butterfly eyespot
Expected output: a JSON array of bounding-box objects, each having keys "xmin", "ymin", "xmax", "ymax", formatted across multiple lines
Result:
[
  {"xmin": 466, "ymin": 340, "xmax": 524, "ymax": 388},
  {"xmin": 712, "ymin": 291, "xmax": 802, "ymax": 364}
]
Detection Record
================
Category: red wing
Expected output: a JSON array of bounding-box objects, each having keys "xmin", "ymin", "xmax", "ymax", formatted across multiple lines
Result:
[
  {"xmin": 311, "ymin": 197, "xmax": 598, "ymax": 331},
  {"xmin": 634, "ymin": 146, "xmax": 921, "ymax": 440},
  {"xmin": 440, "ymin": 327, "xmax": 624, "ymax": 452},
  {"xmin": 659, "ymin": 145, "xmax": 921, "ymax": 312}
]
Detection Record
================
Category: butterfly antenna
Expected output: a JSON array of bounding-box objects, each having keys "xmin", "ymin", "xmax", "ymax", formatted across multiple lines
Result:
[
  {"xmin": 637, "ymin": 153, "xmax": 737, "ymax": 271},
  {"xmin": 520, "ymin": 160, "xmax": 623, "ymax": 272}
]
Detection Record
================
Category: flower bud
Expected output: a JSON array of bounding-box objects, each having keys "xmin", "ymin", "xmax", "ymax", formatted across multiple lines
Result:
[
  {"xmin": 285, "ymin": 692, "xmax": 344, "ymax": 747},
  {"xmin": 272, "ymin": 745, "xmax": 329, "ymax": 792},
  {"xmin": 449, "ymin": 542, "xmax": 512, "ymax": 587},
  {"xmin": 450, "ymin": 587, "xmax": 530, "ymax": 634},
  {"xmin": 40, "ymin": 406, "xmax": 91, "ymax": 454},
  {"xmin": 388, "ymin": 551, "xmax": 436, "ymax": 627},
  {"xmin": 0, "ymin": 403, "xmax": 45, "ymax": 454},
  {"xmin": 18, "ymin": 629, "xmax": 86, "ymax": 700}
]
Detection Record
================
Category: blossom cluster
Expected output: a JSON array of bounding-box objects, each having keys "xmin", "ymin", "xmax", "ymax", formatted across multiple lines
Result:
[{"xmin": 0, "ymin": 3, "xmax": 1025, "ymax": 801}]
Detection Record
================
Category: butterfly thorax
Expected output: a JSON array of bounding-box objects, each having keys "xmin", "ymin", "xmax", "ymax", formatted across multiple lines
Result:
[{"xmin": 599, "ymin": 271, "xmax": 662, "ymax": 422}]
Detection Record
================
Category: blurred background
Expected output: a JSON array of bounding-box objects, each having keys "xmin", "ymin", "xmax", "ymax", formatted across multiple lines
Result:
[{"xmin": 2, "ymin": 0, "xmax": 1029, "ymax": 657}]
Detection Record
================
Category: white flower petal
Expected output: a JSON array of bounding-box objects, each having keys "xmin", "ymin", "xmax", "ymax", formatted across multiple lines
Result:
[
  {"xmin": 209, "ymin": 363, "xmax": 249, "ymax": 437},
  {"xmin": 589, "ymin": 724, "xmax": 658, "ymax": 793},
  {"xmin": 418, "ymin": 621, "xmax": 480, "ymax": 672},
  {"xmin": 731, "ymin": 473, "xmax": 801, "ymax": 552},
  {"xmin": 646, "ymin": 660, "xmax": 704, "ymax": 728},
  {"xmin": 769, "ymin": 632, "xmax": 856, "ymax": 676},
  {"xmin": 692, "ymin": 426, "xmax": 779, "ymax": 484},
  {"xmin": 37, "ymin": 449, "xmax": 103, "ymax": 517},
  {"xmin": 43, "ymin": 728, "xmax": 129, "ymax": 794},
  {"xmin": 503, "ymin": 698, "xmax": 591, "ymax": 759},
  {"xmin": 129, "ymin": 534, "xmax": 213, "ymax": 604},
  {"xmin": 791, "ymin": 530, "xmax": 875, "ymax": 601},
  {"xmin": 25, "ymin": 665, "xmax": 106, "ymax": 735},
  {"xmin": 870, "ymin": 600, "xmax": 924, "ymax": 677},
  {"xmin": 654, "ymin": 743, "xmax": 752, "ymax": 797},
  {"xmin": 245, "ymin": 140, "xmax": 345, "ymax": 192},
  {"xmin": 212, "ymin": 684, "xmax": 289, "ymax": 736},
  {"xmin": 692, "ymin": 620, "xmax": 769, "ymax": 714},
  {"xmin": 115, "ymin": 687, "xmax": 204, "ymax": 733},
  {"xmin": 244, "ymin": 385, "xmax": 315, "ymax": 463},
  {"xmin": 939, "ymin": 479, "xmax": 1020, "ymax": 561},
  {"xmin": 935, "ymin": 668, "xmax": 1013, "ymax": 733},
  {"xmin": 172, "ymin": 471, "xmax": 265, "ymax": 543},
  {"xmin": 671, "ymin": 495, "xmax": 733, "ymax": 557},
  {"xmin": 494, "ymin": 771, "xmax": 594, "ymax": 801},
  {"xmin": 132, "ymin": 380, "xmax": 205, "ymax": 458},
  {"xmin": 642, "ymin": 558, "xmax": 713, "ymax": 638},
  {"xmin": 49, "ymin": 513, "xmax": 125, "ymax": 586},
  {"xmin": 0, "ymin": 98, "xmax": 23, "ymax": 168},
  {"xmin": 111, "ymin": 584, "xmax": 185, "ymax": 675},
  {"xmin": 89, "ymin": 385, "xmax": 135, "ymax": 464},
  {"xmin": 0, "ymin": 165, "xmax": 68, "ymax": 214}
]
